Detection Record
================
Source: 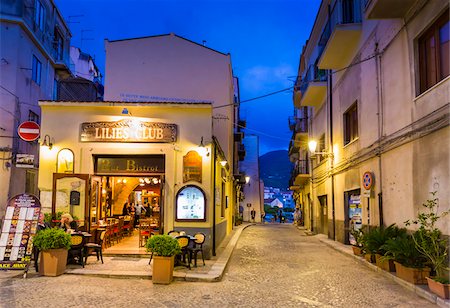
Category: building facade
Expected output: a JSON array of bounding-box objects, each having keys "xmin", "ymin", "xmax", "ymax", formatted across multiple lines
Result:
[
  {"xmin": 289, "ymin": 0, "xmax": 449, "ymax": 242},
  {"xmin": 0, "ymin": 0, "xmax": 71, "ymax": 217}
]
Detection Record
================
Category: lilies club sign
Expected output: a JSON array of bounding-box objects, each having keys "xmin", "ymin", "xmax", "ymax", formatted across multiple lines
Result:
[{"xmin": 80, "ymin": 120, "xmax": 177, "ymax": 143}]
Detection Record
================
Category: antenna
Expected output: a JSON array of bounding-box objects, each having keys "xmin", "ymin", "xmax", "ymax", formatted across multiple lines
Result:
[
  {"xmin": 68, "ymin": 15, "xmax": 83, "ymax": 24},
  {"xmin": 81, "ymin": 29, "xmax": 94, "ymax": 48}
]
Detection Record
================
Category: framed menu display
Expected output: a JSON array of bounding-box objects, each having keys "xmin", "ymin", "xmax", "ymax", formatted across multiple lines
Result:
[
  {"xmin": 0, "ymin": 194, "xmax": 40, "ymax": 272},
  {"xmin": 175, "ymin": 185, "xmax": 206, "ymax": 222}
]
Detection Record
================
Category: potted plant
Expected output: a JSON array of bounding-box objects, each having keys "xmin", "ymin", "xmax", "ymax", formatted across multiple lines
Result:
[
  {"xmin": 32, "ymin": 228, "xmax": 72, "ymax": 276},
  {"xmin": 405, "ymin": 192, "xmax": 449, "ymax": 298},
  {"xmin": 382, "ymin": 232, "xmax": 430, "ymax": 284},
  {"xmin": 145, "ymin": 235, "xmax": 181, "ymax": 284},
  {"xmin": 349, "ymin": 228, "xmax": 364, "ymax": 256}
]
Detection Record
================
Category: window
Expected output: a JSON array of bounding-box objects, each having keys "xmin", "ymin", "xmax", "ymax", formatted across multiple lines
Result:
[
  {"xmin": 344, "ymin": 103, "xmax": 358, "ymax": 145},
  {"xmin": 54, "ymin": 28, "xmax": 63, "ymax": 60},
  {"xmin": 32, "ymin": 55, "xmax": 41, "ymax": 85},
  {"xmin": 418, "ymin": 12, "xmax": 449, "ymax": 94},
  {"xmin": 28, "ymin": 110, "xmax": 39, "ymax": 123},
  {"xmin": 221, "ymin": 182, "xmax": 226, "ymax": 217},
  {"xmin": 53, "ymin": 79, "xmax": 58, "ymax": 100},
  {"xmin": 34, "ymin": 0, "xmax": 45, "ymax": 32}
]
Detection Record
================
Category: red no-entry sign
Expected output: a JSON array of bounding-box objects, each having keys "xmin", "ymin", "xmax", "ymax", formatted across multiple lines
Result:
[{"xmin": 18, "ymin": 121, "xmax": 40, "ymax": 142}]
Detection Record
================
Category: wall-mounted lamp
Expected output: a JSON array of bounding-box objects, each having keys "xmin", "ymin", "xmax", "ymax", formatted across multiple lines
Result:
[
  {"xmin": 245, "ymin": 175, "xmax": 250, "ymax": 184},
  {"xmin": 41, "ymin": 134, "xmax": 53, "ymax": 150},
  {"xmin": 198, "ymin": 137, "xmax": 210, "ymax": 157},
  {"xmin": 308, "ymin": 140, "xmax": 333, "ymax": 157},
  {"xmin": 220, "ymin": 160, "xmax": 227, "ymax": 167}
]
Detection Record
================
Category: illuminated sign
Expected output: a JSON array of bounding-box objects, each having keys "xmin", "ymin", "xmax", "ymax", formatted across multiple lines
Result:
[
  {"xmin": 80, "ymin": 120, "xmax": 177, "ymax": 143},
  {"xmin": 94, "ymin": 155, "xmax": 165, "ymax": 174},
  {"xmin": 176, "ymin": 185, "xmax": 206, "ymax": 222}
]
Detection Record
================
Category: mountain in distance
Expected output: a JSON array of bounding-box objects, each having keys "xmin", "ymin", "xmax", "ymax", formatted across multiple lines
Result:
[{"xmin": 259, "ymin": 150, "xmax": 292, "ymax": 190}]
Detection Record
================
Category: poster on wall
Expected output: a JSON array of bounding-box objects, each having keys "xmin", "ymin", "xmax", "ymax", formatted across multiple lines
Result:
[
  {"xmin": 0, "ymin": 194, "xmax": 40, "ymax": 271},
  {"xmin": 176, "ymin": 185, "xmax": 206, "ymax": 221},
  {"xmin": 183, "ymin": 151, "xmax": 202, "ymax": 183},
  {"xmin": 348, "ymin": 194, "xmax": 362, "ymax": 245}
]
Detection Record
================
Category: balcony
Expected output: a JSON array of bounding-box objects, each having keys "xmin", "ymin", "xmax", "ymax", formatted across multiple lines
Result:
[
  {"xmin": 364, "ymin": 0, "xmax": 417, "ymax": 19},
  {"xmin": 238, "ymin": 144, "xmax": 246, "ymax": 161},
  {"xmin": 299, "ymin": 65, "xmax": 327, "ymax": 108},
  {"xmin": 289, "ymin": 159, "xmax": 310, "ymax": 190},
  {"xmin": 318, "ymin": 0, "xmax": 362, "ymax": 70},
  {"xmin": 293, "ymin": 76, "xmax": 303, "ymax": 108},
  {"xmin": 234, "ymin": 132, "xmax": 244, "ymax": 142}
]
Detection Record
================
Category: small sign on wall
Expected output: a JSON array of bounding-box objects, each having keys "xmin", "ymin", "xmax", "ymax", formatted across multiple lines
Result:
[{"xmin": 183, "ymin": 151, "xmax": 202, "ymax": 183}]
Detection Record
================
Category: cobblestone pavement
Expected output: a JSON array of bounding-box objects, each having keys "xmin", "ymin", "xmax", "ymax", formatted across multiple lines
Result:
[{"xmin": 0, "ymin": 224, "xmax": 436, "ymax": 308}]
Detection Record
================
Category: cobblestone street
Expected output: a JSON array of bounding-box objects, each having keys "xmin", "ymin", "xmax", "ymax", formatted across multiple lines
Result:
[{"xmin": 0, "ymin": 224, "xmax": 435, "ymax": 307}]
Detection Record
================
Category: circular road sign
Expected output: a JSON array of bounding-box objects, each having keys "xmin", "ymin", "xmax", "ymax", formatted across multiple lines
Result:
[
  {"xmin": 362, "ymin": 171, "xmax": 374, "ymax": 190},
  {"xmin": 18, "ymin": 121, "xmax": 40, "ymax": 142}
]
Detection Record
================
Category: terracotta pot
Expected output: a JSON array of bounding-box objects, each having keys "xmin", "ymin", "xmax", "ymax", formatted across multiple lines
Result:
[
  {"xmin": 152, "ymin": 255, "xmax": 175, "ymax": 284},
  {"xmin": 426, "ymin": 277, "xmax": 450, "ymax": 299},
  {"xmin": 39, "ymin": 248, "xmax": 68, "ymax": 277},
  {"xmin": 394, "ymin": 261, "xmax": 430, "ymax": 284},
  {"xmin": 364, "ymin": 253, "xmax": 375, "ymax": 263},
  {"xmin": 352, "ymin": 246, "xmax": 363, "ymax": 256},
  {"xmin": 375, "ymin": 254, "xmax": 395, "ymax": 272}
]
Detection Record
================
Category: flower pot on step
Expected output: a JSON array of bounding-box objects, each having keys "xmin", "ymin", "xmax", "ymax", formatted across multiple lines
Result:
[
  {"xmin": 426, "ymin": 277, "xmax": 450, "ymax": 299},
  {"xmin": 394, "ymin": 261, "xmax": 430, "ymax": 284},
  {"xmin": 352, "ymin": 246, "xmax": 363, "ymax": 256},
  {"xmin": 364, "ymin": 253, "xmax": 375, "ymax": 263},
  {"xmin": 375, "ymin": 254, "xmax": 395, "ymax": 272}
]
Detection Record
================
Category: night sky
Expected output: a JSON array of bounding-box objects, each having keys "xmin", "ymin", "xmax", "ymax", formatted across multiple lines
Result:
[{"xmin": 55, "ymin": 0, "xmax": 320, "ymax": 155}]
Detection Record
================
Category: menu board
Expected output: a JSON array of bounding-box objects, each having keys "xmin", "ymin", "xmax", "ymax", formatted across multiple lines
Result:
[
  {"xmin": 175, "ymin": 185, "xmax": 206, "ymax": 221},
  {"xmin": 0, "ymin": 194, "xmax": 40, "ymax": 270}
]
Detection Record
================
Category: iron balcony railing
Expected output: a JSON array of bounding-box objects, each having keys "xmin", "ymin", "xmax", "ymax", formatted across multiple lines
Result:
[
  {"xmin": 288, "ymin": 116, "xmax": 308, "ymax": 134},
  {"xmin": 299, "ymin": 64, "xmax": 328, "ymax": 94},
  {"xmin": 289, "ymin": 159, "xmax": 310, "ymax": 186},
  {"xmin": 319, "ymin": 0, "xmax": 362, "ymax": 49}
]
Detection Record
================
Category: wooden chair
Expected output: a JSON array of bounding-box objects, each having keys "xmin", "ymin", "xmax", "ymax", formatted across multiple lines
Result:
[
  {"xmin": 168, "ymin": 230, "xmax": 180, "ymax": 237},
  {"xmin": 68, "ymin": 234, "xmax": 85, "ymax": 268},
  {"xmin": 122, "ymin": 216, "xmax": 133, "ymax": 236},
  {"xmin": 176, "ymin": 235, "xmax": 191, "ymax": 270},
  {"xmin": 84, "ymin": 230, "xmax": 105, "ymax": 264},
  {"xmin": 188, "ymin": 232, "xmax": 206, "ymax": 267},
  {"xmin": 139, "ymin": 219, "xmax": 151, "ymax": 247}
]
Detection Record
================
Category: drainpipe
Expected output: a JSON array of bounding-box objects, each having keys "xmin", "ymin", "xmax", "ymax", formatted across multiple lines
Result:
[
  {"xmin": 375, "ymin": 43, "xmax": 384, "ymax": 227},
  {"xmin": 329, "ymin": 70, "xmax": 336, "ymax": 241},
  {"xmin": 212, "ymin": 140, "xmax": 217, "ymax": 256}
]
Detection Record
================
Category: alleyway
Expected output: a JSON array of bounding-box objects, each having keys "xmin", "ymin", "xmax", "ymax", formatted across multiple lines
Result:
[{"xmin": 0, "ymin": 224, "xmax": 434, "ymax": 307}]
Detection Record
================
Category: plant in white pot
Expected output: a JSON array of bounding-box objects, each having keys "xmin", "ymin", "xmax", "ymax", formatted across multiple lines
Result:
[
  {"xmin": 32, "ymin": 228, "xmax": 72, "ymax": 276},
  {"xmin": 406, "ymin": 192, "xmax": 450, "ymax": 299},
  {"xmin": 146, "ymin": 235, "xmax": 181, "ymax": 284}
]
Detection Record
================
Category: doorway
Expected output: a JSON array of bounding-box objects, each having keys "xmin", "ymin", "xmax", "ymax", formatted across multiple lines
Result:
[
  {"xmin": 318, "ymin": 195, "xmax": 328, "ymax": 236},
  {"xmin": 344, "ymin": 189, "xmax": 361, "ymax": 244}
]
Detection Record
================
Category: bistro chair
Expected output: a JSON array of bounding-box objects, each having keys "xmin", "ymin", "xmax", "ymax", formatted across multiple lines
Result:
[
  {"xmin": 84, "ymin": 230, "xmax": 105, "ymax": 264},
  {"xmin": 168, "ymin": 230, "xmax": 180, "ymax": 237},
  {"xmin": 122, "ymin": 216, "xmax": 133, "ymax": 236},
  {"xmin": 139, "ymin": 219, "xmax": 151, "ymax": 247},
  {"xmin": 68, "ymin": 234, "xmax": 85, "ymax": 268},
  {"xmin": 176, "ymin": 235, "xmax": 191, "ymax": 270},
  {"xmin": 188, "ymin": 232, "xmax": 206, "ymax": 267}
]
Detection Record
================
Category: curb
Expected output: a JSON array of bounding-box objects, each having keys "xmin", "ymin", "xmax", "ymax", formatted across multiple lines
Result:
[{"xmin": 315, "ymin": 233, "xmax": 450, "ymax": 308}]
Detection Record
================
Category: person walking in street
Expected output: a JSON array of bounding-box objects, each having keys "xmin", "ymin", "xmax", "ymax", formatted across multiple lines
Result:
[
  {"xmin": 278, "ymin": 209, "xmax": 283, "ymax": 223},
  {"xmin": 250, "ymin": 209, "xmax": 256, "ymax": 222}
]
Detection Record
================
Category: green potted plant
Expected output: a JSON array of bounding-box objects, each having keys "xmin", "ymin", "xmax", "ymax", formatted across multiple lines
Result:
[
  {"xmin": 405, "ymin": 192, "xmax": 449, "ymax": 298},
  {"xmin": 145, "ymin": 235, "xmax": 181, "ymax": 284},
  {"xmin": 32, "ymin": 228, "xmax": 72, "ymax": 276},
  {"xmin": 382, "ymin": 232, "xmax": 429, "ymax": 284},
  {"xmin": 349, "ymin": 228, "xmax": 364, "ymax": 256}
]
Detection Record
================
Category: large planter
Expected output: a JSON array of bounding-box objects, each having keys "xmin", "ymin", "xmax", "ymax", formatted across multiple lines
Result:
[
  {"xmin": 364, "ymin": 253, "xmax": 375, "ymax": 263},
  {"xmin": 426, "ymin": 277, "xmax": 450, "ymax": 299},
  {"xmin": 152, "ymin": 255, "xmax": 175, "ymax": 284},
  {"xmin": 375, "ymin": 254, "xmax": 395, "ymax": 272},
  {"xmin": 394, "ymin": 261, "xmax": 430, "ymax": 285},
  {"xmin": 352, "ymin": 246, "xmax": 363, "ymax": 256},
  {"xmin": 39, "ymin": 248, "xmax": 68, "ymax": 277}
]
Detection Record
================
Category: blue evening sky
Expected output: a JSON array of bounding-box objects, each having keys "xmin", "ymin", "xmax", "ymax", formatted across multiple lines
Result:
[{"xmin": 55, "ymin": 0, "xmax": 320, "ymax": 155}]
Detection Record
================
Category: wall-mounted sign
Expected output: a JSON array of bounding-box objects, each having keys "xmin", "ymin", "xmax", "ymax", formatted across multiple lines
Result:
[
  {"xmin": 18, "ymin": 121, "xmax": 40, "ymax": 142},
  {"xmin": 80, "ymin": 120, "xmax": 177, "ymax": 143},
  {"xmin": 57, "ymin": 148, "xmax": 74, "ymax": 173},
  {"xmin": 175, "ymin": 185, "xmax": 206, "ymax": 222},
  {"xmin": 15, "ymin": 154, "xmax": 34, "ymax": 168},
  {"xmin": 362, "ymin": 171, "xmax": 374, "ymax": 190},
  {"xmin": 183, "ymin": 151, "xmax": 202, "ymax": 183},
  {"xmin": 0, "ymin": 194, "xmax": 40, "ymax": 270},
  {"xmin": 94, "ymin": 155, "xmax": 165, "ymax": 174}
]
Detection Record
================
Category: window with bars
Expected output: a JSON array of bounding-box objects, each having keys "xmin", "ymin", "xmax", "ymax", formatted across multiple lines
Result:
[
  {"xmin": 28, "ymin": 110, "xmax": 39, "ymax": 124},
  {"xmin": 344, "ymin": 102, "xmax": 358, "ymax": 145},
  {"xmin": 418, "ymin": 12, "xmax": 449, "ymax": 94},
  {"xmin": 34, "ymin": 0, "xmax": 45, "ymax": 32}
]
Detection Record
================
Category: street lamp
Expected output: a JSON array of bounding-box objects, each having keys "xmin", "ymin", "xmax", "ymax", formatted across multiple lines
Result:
[{"xmin": 308, "ymin": 139, "xmax": 333, "ymax": 157}]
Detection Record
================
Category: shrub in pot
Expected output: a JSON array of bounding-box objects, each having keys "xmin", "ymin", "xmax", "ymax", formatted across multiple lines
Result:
[
  {"xmin": 32, "ymin": 228, "xmax": 71, "ymax": 276},
  {"xmin": 405, "ymin": 192, "xmax": 449, "ymax": 298},
  {"xmin": 349, "ymin": 228, "xmax": 364, "ymax": 256},
  {"xmin": 146, "ymin": 235, "xmax": 181, "ymax": 284}
]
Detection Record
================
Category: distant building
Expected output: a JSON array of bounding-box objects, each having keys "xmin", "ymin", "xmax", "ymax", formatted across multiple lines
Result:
[
  {"xmin": 0, "ymin": 0, "xmax": 71, "ymax": 215},
  {"xmin": 264, "ymin": 198, "xmax": 284, "ymax": 209}
]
